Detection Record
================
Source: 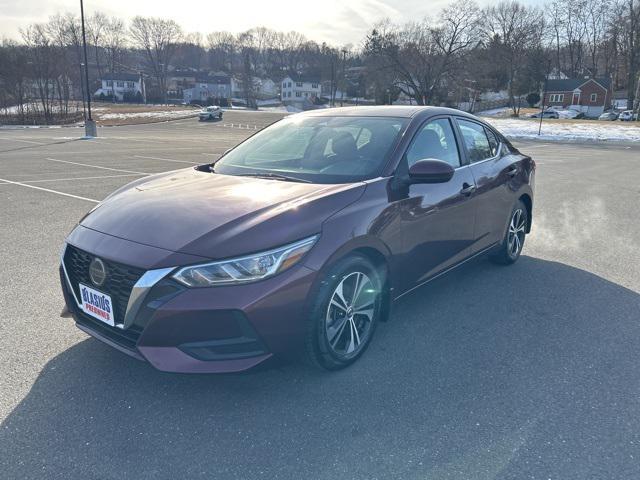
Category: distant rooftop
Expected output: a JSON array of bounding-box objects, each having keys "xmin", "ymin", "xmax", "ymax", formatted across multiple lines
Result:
[
  {"xmin": 547, "ymin": 77, "xmax": 611, "ymax": 91},
  {"xmin": 101, "ymin": 72, "xmax": 140, "ymax": 81},
  {"xmin": 284, "ymin": 74, "xmax": 320, "ymax": 84}
]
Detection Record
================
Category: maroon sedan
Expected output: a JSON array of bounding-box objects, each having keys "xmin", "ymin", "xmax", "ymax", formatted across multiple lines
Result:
[{"xmin": 60, "ymin": 106, "xmax": 535, "ymax": 372}]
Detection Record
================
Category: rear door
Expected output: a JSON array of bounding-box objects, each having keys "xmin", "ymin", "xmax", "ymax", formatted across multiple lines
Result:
[
  {"xmin": 454, "ymin": 117, "xmax": 519, "ymax": 252},
  {"xmin": 397, "ymin": 117, "xmax": 478, "ymax": 291}
]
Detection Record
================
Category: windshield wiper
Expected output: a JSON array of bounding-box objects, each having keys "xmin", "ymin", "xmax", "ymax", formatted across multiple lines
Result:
[{"xmin": 234, "ymin": 172, "xmax": 311, "ymax": 183}]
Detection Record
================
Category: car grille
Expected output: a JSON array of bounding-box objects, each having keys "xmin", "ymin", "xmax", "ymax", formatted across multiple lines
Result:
[{"xmin": 63, "ymin": 244, "xmax": 145, "ymax": 328}]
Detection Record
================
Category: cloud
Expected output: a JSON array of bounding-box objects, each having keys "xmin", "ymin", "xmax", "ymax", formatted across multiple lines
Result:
[{"xmin": 0, "ymin": 0, "xmax": 531, "ymax": 44}]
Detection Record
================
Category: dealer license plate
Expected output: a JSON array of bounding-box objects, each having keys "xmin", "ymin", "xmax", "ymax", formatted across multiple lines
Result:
[{"xmin": 78, "ymin": 283, "xmax": 115, "ymax": 327}]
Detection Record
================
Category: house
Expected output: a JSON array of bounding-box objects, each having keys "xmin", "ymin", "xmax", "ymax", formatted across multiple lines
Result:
[
  {"xmin": 281, "ymin": 75, "xmax": 321, "ymax": 107},
  {"xmin": 256, "ymin": 78, "xmax": 278, "ymax": 99},
  {"xmin": 94, "ymin": 73, "xmax": 145, "ymax": 102},
  {"xmin": 167, "ymin": 68, "xmax": 197, "ymax": 98},
  {"xmin": 542, "ymin": 77, "xmax": 613, "ymax": 117},
  {"xmin": 183, "ymin": 74, "xmax": 231, "ymax": 104}
]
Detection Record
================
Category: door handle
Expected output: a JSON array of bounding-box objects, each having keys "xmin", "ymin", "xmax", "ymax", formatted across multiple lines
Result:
[
  {"xmin": 460, "ymin": 183, "xmax": 476, "ymax": 196},
  {"xmin": 506, "ymin": 166, "xmax": 519, "ymax": 177}
]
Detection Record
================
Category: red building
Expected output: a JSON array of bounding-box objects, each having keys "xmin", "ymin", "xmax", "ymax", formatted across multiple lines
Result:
[{"xmin": 543, "ymin": 77, "xmax": 613, "ymax": 118}]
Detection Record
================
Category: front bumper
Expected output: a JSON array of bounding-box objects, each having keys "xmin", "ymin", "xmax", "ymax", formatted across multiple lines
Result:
[{"xmin": 60, "ymin": 230, "xmax": 318, "ymax": 373}]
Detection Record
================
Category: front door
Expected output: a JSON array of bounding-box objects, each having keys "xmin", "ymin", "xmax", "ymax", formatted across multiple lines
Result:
[
  {"xmin": 572, "ymin": 92, "xmax": 580, "ymax": 105},
  {"xmin": 396, "ymin": 117, "xmax": 477, "ymax": 292}
]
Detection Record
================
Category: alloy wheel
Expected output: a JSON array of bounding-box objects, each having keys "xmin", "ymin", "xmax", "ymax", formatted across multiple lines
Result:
[
  {"xmin": 325, "ymin": 271, "xmax": 377, "ymax": 358},
  {"xmin": 507, "ymin": 208, "xmax": 526, "ymax": 258}
]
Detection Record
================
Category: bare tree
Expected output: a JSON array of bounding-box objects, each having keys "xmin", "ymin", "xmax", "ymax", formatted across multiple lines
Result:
[
  {"xmin": 0, "ymin": 40, "xmax": 28, "ymax": 120},
  {"xmin": 622, "ymin": 0, "xmax": 640, "ymax": 111},
  {"xmin": 103, "ymin": 16, "xmax": 127, "ymax": 74},
  {"xmin": 236, "ymin": 30, "xmax": 259, "ymax": 107},
  {"xmin": 206, "ymin": 31, "xmax": 236, "ymax": 72},
  {"xmin": 86, "ymin": 12, "xmax": 107, "ymax": 78},
  {"xmin": 484, "ymin": 1, "xmax": 545, "ymax": 115},
  {"xmin": 129, "ymin": 16, "xmax": 182, "ymax": 103},
  {"xmin": 583, "ymin": 0, "xmax": 611, "ymax": 75},
  {"xmin": 364, "ymin": 1, "xmax": 480, "ymax": 105}
]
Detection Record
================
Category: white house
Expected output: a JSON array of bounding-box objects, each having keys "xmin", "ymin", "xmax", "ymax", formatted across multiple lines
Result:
[
  {"xmin": 256, "ymin": 78, "xmax": 278, "ymax": 98},
  {"xmin": 281, "ymin": 75, "xmax": 321, "ymax": 106},
  {"xmin": 95, "ymin": 73, "xmax": 145, "ymax": 102},
  {"xmin": 183, "ymin": 75, "xmax": 231, "ymax": 104}
]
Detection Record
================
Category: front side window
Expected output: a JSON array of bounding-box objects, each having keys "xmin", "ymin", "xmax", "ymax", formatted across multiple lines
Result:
[
  {"xmin": 405, "ymin": 118, "xmax": 461, "ymax": 168},
  {"xmin": 590, "ymin": 93, "xmax": 597, "ymax": 102},
  {"xmin": 116, "ymin": 81, "xmax": 124, "ymax": 87},
  {"xmin": 214, "ymin": 116, "xmax": 408, "ymax": 183},
  {"xmin": 296, "ymin": 82, "xmax": 303, "ymax": 87},
  {"xmin": 456, "ymin": 119, "xmax": 493, "ymax": 163}
]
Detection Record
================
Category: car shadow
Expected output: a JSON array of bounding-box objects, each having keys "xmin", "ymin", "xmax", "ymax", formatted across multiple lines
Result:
[{"xmin": 2, "ymin": 256, "xmax": 640, "ymax": 479}]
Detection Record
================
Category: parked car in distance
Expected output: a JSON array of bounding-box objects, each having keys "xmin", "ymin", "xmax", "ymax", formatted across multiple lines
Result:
[
  {"xmin": 530, "ymin": 110, "xmax": 559, "ymax": 119},
  {"xmin": 199, "ymin": 105, "xmax": 223, "ymax": 121},
  {"xmin": 60, "ymin": 106, "xmax": 535, "ymax": 373},
  {"xmin": 598, "ymin": 111, "xmax": 619, "ymax": 121},
  {"xmin": 619, "ymin": 110, "xmax": 638, "ymax": 121}
]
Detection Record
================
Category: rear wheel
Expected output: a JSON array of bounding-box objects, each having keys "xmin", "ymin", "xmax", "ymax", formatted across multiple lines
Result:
[
  {"xmin": 305, "ymin": 255, "xmax": 383, "ymax": 370},
  {"xmin": 490, "ymin": 200, "xmax": 528, "ymax": 265}
]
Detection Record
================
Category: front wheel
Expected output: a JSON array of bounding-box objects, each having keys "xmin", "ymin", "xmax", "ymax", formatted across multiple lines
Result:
[
  {"xmin": 490, "ymin": 200, "xmax": 528, "ymax": 265},
  {"xmin": 305, "ymin": 255, "xmax": 384, "ymax": 370}
]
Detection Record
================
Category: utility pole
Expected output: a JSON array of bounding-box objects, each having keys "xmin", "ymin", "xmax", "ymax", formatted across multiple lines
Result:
[
  {"xmin": 330, "ymin": 61, "xmax": 335, "ymax": 107},
  {"xmin": 340, "ymin": 49, "xmax": 347, "ymax": 107},
  {"xmin": 539, "ymin": 61, "xmax": 551, "ymax": 136},
  {"xmin": 80, "ymin": 0, "xmax": 97, "ymax": 137}
]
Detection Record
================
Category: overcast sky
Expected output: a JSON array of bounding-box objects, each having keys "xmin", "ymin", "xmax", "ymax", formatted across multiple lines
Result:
[{"xmin": 0, "ymin": 0, "xmax": 537, "ymax": 46}]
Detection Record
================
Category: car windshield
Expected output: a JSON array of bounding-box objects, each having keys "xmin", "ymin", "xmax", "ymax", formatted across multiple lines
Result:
[{"xmin": 213, "ymin": 115, "xmax": 408, "ymax": 183}]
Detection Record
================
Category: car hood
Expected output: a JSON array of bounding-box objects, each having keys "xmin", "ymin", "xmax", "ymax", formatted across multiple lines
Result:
[{"xmin": 80, "ymin": 168, "xmax": 365, "ymax": 259}]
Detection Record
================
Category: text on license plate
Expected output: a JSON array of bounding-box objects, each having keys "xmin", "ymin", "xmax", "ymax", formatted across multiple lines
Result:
[{"xmin": 79, "ymin": 283, "xmax": 115, "ymax": 326}]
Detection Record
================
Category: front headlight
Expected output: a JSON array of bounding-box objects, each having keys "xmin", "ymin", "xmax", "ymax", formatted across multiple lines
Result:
[{"xmin": 172, "ymin": 235, "xmax": 318, "ymax": 287}]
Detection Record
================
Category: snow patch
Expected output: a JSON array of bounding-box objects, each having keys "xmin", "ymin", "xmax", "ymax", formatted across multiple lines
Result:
[
  {"xmin": 97, "ymin": 109, "xmax": 198, "ymax": 120},
  {"xmin": 485, "ymin": 118, "xmax": 640, "ymax": 143}
]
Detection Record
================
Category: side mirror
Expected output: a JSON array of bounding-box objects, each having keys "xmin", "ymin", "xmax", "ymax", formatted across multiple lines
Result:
[{"xmin": 408, "ymin": 159, "xmax": 455, "ymax": 184}]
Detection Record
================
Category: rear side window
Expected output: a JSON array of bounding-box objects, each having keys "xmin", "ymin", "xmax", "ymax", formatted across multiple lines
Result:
[
  {"xmin": 456, "ymin": 119, "xmax": 494, "ymax": 163},
  {"xmin": 405, "ymin": 118, "xmax": 461, "ymax": 168},
  {"xmin": 485, "ymin": 128, "xmax": 500, "ymax": 157}
]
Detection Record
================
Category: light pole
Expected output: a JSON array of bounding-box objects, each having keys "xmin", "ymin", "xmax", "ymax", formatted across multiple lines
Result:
[
  {"xmin": 340, "ymin": 49, "xmax": 347, "ymax": 107},
  {"xmin": 80, "ymin": 0, "xmax": 96, "ymax": 137}
]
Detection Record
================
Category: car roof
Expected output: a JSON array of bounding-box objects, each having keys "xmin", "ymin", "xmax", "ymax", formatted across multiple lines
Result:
[{"xmin": 296, "ymin": 105, "xmax": 479, "ymax": 120}]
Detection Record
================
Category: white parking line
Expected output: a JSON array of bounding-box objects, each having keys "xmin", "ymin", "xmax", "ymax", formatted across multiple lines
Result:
[
  {"xmin": 46, "ymin": 157, "xmax": 147, "ymax": 174},
  {"xmin": 133, "ymin": 155, "xmax": 197, "ymax": 165},
  {"xmin": 0, "ymin": 137, "xmax": 45, "ymax": 145},
  {"xmin": 22, "ymin": 173, "xmax": 145, "ymax": 184},
  {"xmin": 0, "ymin": 177, "xmax": 99, "ymax": 203}
]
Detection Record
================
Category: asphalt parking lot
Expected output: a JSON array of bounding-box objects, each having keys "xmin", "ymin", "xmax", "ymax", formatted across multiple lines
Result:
[{"xmin": 1, "ymin": 110, "xmax": 639, "ymax": 479}]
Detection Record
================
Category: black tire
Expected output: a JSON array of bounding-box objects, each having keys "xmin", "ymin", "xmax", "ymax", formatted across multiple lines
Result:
[
  {"xmin": 490, "ymin": 199, "xmax": 528, "ymax": 265},
  {"xmin": 304, "ymin": 255, "xmax": 384, "ymax": 370}
]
